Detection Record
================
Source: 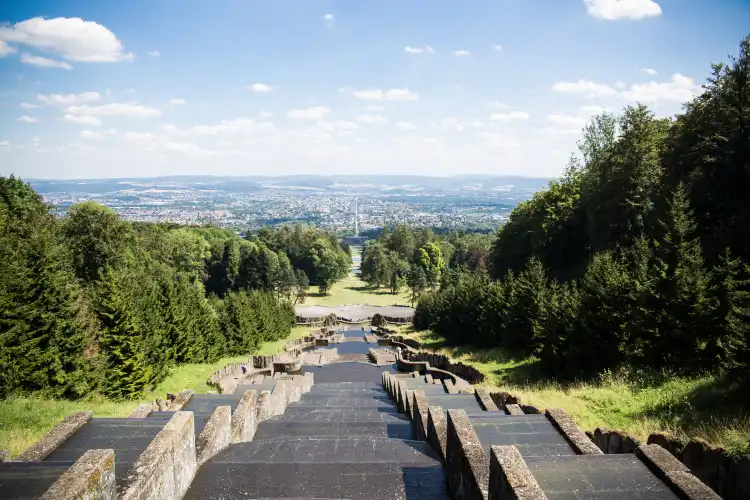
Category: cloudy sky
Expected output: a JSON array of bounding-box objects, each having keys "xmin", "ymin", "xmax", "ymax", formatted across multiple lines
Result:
[{"xmin": 1, "ymin": 1, "xmax": 748, "ymax": 180}]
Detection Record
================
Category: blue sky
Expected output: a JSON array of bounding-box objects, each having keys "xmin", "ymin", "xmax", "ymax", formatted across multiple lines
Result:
[{"xmin": 1, "ymin": 0, "xmax": 748, "ymax": 179}]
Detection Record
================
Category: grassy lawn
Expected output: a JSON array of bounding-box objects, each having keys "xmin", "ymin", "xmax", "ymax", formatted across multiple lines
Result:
[
  {"xmin": 400, "ymin": 326, "xmax": 750, "ymax": 455},
  {"xmin": 0, "ymin": 324, "xmax": 319, "ymax": 458}
]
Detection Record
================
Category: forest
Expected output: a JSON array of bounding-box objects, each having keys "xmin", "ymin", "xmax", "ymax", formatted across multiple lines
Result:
[
  {"xmin": 414, "ymin": 36, "xmax": 750, "ymax": 385},
  {"xmin": 0, "ymin": 186, "xmax": 350, "ymax": 400}
]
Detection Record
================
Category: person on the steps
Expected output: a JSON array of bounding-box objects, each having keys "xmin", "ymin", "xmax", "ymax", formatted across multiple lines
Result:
[{"xmin": 241, "ymin": 363, "xmax": 247, "ymax": 374}]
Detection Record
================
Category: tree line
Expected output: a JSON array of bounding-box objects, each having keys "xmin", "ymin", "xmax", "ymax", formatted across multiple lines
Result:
[
  {"xmin": 360, "ymin": 224, "xmax": 493, "ymax": 301},
  {"xmin": 415, "ymin": 35, "xmax": 750, "ymax": 383},
  {"xmin": 0, "ymin": 184, "xmax": 350, "ymax": 400}
]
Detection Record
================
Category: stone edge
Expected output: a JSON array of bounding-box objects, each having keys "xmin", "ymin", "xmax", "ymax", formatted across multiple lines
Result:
[
  {"xmin": 636, "ymin": 444, "xmax": 721, "ymax": 500},
  {"xmin": 412, "ymin": 390, "xmax": 430, "ymax": 441},
  {"xmin": 475, "ymin": 388, "xmax": 500, "ymax": 411},
  {"xmin": 446, "ymin": 408, "xmax": 489, "ymax": 500},
  {"xmin": 231, "ymin": 390, "xmax": 258, "ymax": 443},
  {"xmin": 545, "ymin": 407, "xmax": 603, "ymax": 455},
  {"xmin": 505, "ymin": 404, "xmax": 525, "ymax": 416},
  {"xmin": 488, "ymin": 445, "xmax": 547, "ymax": 500},
  {"xmin": 40, "ymin": 448, "xmax": 116, "ymax": 500},
  {"xmin": 427, "ymin": 405, "xmax": 447, "ymax": 462},
  {"xmin": 196, "ymin": 405, "xmax": 232, "ymax": 467},
  {"xmin": 18, "ymin": 411, "xmax": 93, "ymax": 461}
]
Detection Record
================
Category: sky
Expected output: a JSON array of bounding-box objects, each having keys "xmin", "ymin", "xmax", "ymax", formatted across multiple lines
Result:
[{"xmin": 0, "ymin": 1, "xmax": 748, "ymax": 180}]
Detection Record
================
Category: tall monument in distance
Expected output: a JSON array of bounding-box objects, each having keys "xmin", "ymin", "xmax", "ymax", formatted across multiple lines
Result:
[{"xmin": 354, "ymin": 197, "xmax": 359, "ymax": 236}]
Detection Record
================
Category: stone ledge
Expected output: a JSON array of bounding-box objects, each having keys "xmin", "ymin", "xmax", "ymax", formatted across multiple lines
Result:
[
  {"xmin": 593, "ymin": 426, "xmax": 640, "ymax": 454},
  {"xmin": 232, "ymin": 390, "xmax": 258, "ymax": 443},
  {"xmin": 665, "ymin": 471, "xmax": 723, "ymax": 500},
  {"xmin": 475, "ymin": 388, "xmax": 500, "ymax": 411},
  {"xmin": 636, "ymin": 444, "xmax": 721, "ymax": 499},
  {"xmin": 255, "ymin": 390, "xmax": 272, "ymax": 422},
  {"xmin": 545, "ymin": 408, "xmax": 602, "ymax": 455},
  {"xmin": 427, "ymin": 405, "xmax": 447, "ymax": 462},
  {"xmin": 446, "ymin": 409, "xmax": 488, "ymax": 500},
  {"xmin": 425, "ymin": 374, "xmax": 434, "ymax": 384},
  {"xmin": 444, "ymin": 379, "xmax": 459, "ymax": 394},
  {"xmin": 40, "ymin": 448, "xmax": 115, "ymax": 500},
  {"xmin": 170, "ymin": 389, "xmax": 194, "ymax": 411},
  {"xmin": 405, "ymin": 389, "xmax": 415, "ymax": 420},
  {"xmin": 488, "ymin": 445, "xmax": 547, "ymax": 500},
  {"xmin": 505, "ymin": 404, "xmax": 525, "ymax": 416},
  {"xmin": 18, "ymin": 411, "xmax": 92, "ymax": 461},
  {"xmin": 412, "ymin": 390, "xmax": 430, "ymax": 442},
  {"xmin": 197, "ymin": 406, "xmax": 231, "ymax": 466},
  {"xmin": 120, "ymin": 411, "xmax": 197, "ymax": 500},
  {"xmin": 128, "ymin": 404, "xmax": 154, "ymax": 419}
]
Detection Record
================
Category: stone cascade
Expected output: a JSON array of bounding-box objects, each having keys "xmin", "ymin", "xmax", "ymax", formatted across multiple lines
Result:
[{"xmin": 384, "ymin": 372, "xmax": 722, "ymax": 500}]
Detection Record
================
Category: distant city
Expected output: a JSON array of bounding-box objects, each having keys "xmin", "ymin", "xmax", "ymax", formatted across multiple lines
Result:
[{"xmin": 30, "ymin": 174, "xmax": 550, "ymax": 233}]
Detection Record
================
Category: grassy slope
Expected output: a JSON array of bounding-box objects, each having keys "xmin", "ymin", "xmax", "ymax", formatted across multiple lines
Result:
[
  {"xmin": 0, "ymin": 325, "xmax": 313, "ymax": 457},
  {"xmin": 401, "ymin": 326, "xmax": 750, "ymax": 454}
]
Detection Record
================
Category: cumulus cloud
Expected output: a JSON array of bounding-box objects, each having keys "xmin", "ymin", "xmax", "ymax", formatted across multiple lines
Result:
[
  {"xmin": 66, "ymin": 103, "xmax": 162, "ymax": 117},
  {"xmin": 441, "ymin": 117, "xmax": 484, "ymax": 131},
  {"xmin": 552, "ymin": 79, "xmax": 618, "ymax": 97},
  {"xmin": 0, "ymin": 40, "xmax": 17, "ymax": 57},
  {"xmin": 488, "ymin": 101, "xmax": 511, "ymax": 110},
  {"xmin": 404, "ymin": 45, "xmax": 434, "ymax": 54},
  {"xmin": 37, "ymin": 92, "xmax": 101, "ymax": 106},
  {"xmin": 189, "ymin": 118, "xmax": 275, "ymax": 136},
  {"xmin": 584, "ymin": 0, "xmax": 662, "ymax": 20},
  {"xmin": 167, "ymin": 98, "xmax": 186, "ymax": 106},
  {"xmin": 20, "ymin": 102, "xmax": 42, "ymax": 109},
  {"xmin": 490, "ymin": 111, "xmax": 530, "ymax": 121},
  {"xmin": 287, "ymin": 106, "xmax": 331, "ymax": 119},
  {"xmin": 248, "ymin": 83, "xmax": 273, "ymax": 93},
  {"xmin": 64, "ymin": 114, "xmax": 102, "ymax": 126},
  {"xmin": 453, "ymin": 50, "xmax": 471, "ymax": 57},
  {"xmin": 641, "ymin": 67, "xmax": 657, "ymax": 75},
  {"xmin": 80, "ymin": 128, "xmax": 116, "ymax": 140},
  {"xmin": 0, "ymin": 17, "xmax": 133, "ymax": 62},
  {"xmin": 346, "ymin": 88, "xmax": 419, "ymax": 102},
  {"xmin": 20, "ymin": 53, "xmax": 73, "ymax": 69},
  {"xmin": 619, "ymin": 73, "xmax": 699, "ymax": 103},
  {"xmin": 357, "ymin": 114, "xmax": 388, "ymax": 124},
  {"xmin": 18, "ymin": 115, "xmax": 39, "ymax": 123},
  {"xmin": 0, "ymin": 141, "xmax": 9, "ymax": 147},
  {"xmin": 148, "ymin": 50, "xmax": 160, "ymax": 57}
]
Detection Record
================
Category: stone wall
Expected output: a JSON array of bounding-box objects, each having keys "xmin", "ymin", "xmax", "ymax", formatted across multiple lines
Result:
[
  {"xmin": 40, "ymin": 449, "xmax": 116, "ymax": 500},
  {"xmin": 408, "ymin": 352, "xmax": 486, "ymax": 384}
]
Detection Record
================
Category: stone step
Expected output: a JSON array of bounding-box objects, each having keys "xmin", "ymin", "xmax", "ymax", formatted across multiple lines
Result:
[
  {"xmin": 395, "ymin": 378, "xmax": 434, "ymax": 389},
  {"xmin": 268, "ymin": 408, "xmax": 410, "ymax": 424},
  {"xmin": 306, "ymin": 389, "xmax": 389, "ymax": 397},
  {"xmin": 181, "ymin": 394, "xmax": 245, "ymax": 413},
  {"xmin": 525, "ymin": 454, "xmax": 679, "ymax": 499},
  {"xmin": 236, "ymin": 380, "xmax": 276, "ymax": 393},
  {"xmin": 254, "ymin": 421, "xmax": 414, "ymax": 440},
  {"xmin": 185, "ymin": 462, "xmax": 450, "ymax": 499},
  {"xmin": 425, "ymin": 394, "xmax": 484, "ymax": 413},
  {"xmin": 42, "ymin": 417, "xmax": 169, "ymax": 490},
  {"xmin": 149, "ymin": 411, "xmax": 212, "ymax": 437},
  {"xmin": 408, "ymin": 385, "xmax": 448, "ymax": 395},
  {"xmin": 309, "ymin": 382, "xmax": 382, "ymax": 390},
  {"xmin": 293, "ymin": 395, "xmax": 395, "ymax": 408},
  {"xmin": 0, "ymin": 461, "xmax": 74, "ymax": 499},
  {"xmin": 473, "ymin": 420, "xmax": 576, "ymax": 458},
  {"xmin": 209, "ymin": 437, "xmax": 442, "ymax": 465}
]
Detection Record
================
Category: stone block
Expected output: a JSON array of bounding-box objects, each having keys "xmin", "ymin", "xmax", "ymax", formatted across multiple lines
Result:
[
  {"xmin": 128, "ymin": 404, "xmax": 154, "ymax": 418},
  {"xmin": 120, "ymin": 411, "xmax": 197, "ymax": 500},
  {"xmin": 255, "ymin": 390, "xmax": 272, "ymax": 423},
  {"xmin": 0, "ymin": 450, "xmax": 8, "ymax": 462},
  {"xmin": 545, "ymin": 408, "xmax": 602, "ymax": 455},
  {"xmin": 446, "ymin": 409, "xmax": 488, "ymax": 500},
  {"xmin": 427, "ymin": 405, "xmax": 447, "ymax": 462},
  {"xmin": 169, "ymin": 389, "xmax": 195, "ymax": 411},
  {"xmin": 232, "ymin": 390, "xmax": 258, "ymax": 443},
  {"xmin": 196, "ymin": 406, "xmax": 231, "ymax": 466},
  {"xmin": 505, "ymin": 404, "xmax": 525, "ymax": 416},
  {"xmin": 647, "ymin": 431, "xmax": 685, "ymax": 456},
  {"xmin": 412, "ymin": 390, "xmax": 430, "ymax": 441},
  {"xmin": 520, "ymin": 405, "xmax": 541, "ymax": 415},
  {"xmin": 40, "ymin": 449, "xmax": 116, "ymax": 500},
  {"xmin": 475, "ymin": 388, "xmax": 500, "ymax": 411},
  {"xmin": 18, "ymin": 411, "xmax": 92, "ymax": 461},
  {"xmin": 444, "ymin": 379, "xmax": 459, "ymax": 394},
  {"xmin": 488, "ymin": 445, "xmax": 547, "ymax": 500},
  {"xmin": 405, "ymin": 389, "xmax": 415, "ymax": 420},
  {"xmin": 425, "ymin": 374, "xmax": 433, "ymax": 384},
  {"xmin": 664, "ymin": 471, "xmax": 722, "ymax": 500}
]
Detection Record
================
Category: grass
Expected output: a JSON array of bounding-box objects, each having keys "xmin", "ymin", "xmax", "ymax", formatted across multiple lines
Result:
[
  {"xmin": 0, "ymin": 324, "xmax": 321, "ymax": 458},
  {"xmin": 399, "ymin": 326, "xmax": 750, "ymax": 455}
]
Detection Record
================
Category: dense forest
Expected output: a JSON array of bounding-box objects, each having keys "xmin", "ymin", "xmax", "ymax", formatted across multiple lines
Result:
[
  {"xmin": 0, "ymin": 184, "xmax": 350, "ymax": 400},
  {"xmin": 360, "ymin": 224, "xmax": 493, "ymax": 300},
  {"xmin": 414, "ymin": 36, "xmax": 750, "ymax": 384}
]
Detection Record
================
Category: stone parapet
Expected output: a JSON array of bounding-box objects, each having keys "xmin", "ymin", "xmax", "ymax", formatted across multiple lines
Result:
[
  {"xmin": 128, "ymin": 404, "xmax": 154, "ymax": 418},
  {"xmin": 636, "ymin": 444, "xmax": 721, "ymax": 500},
  {"xmin": 231, "ymin": 391, "xmax": 258, "ymax": 443},
  {"xmin": 475, "ymin": 388, "xmax": 500, "ymax": 411},
  {"xmin": 505, "ymin": 404, "xmax": 525, "ymax": 416},
  {"xmin": 412, "ymin": 390, "xmax": 430, "ymax": 441},
  {"xmin": 545, "ymin": 408, "xmax": 602, "ymax": 455},
  {"xmin": 196, "ymin": 406, "xmax": 231, "ymax": 466},
  {"xmin": 255, "ymin": 390, "xmax": 273, "ymax": 422},
  {"xmin": 40, "ymin": 449, "xmax": 116, "ymax": 500},
  {"xmin": 169, "ymin": 389, "xmax": 194, "ymax": 411},
  {"xmin": 427, "ymin": 406, "xmax": 448, "ymax": 462},
  {"xmin": 446, "ymin": 409, "xmax": 489, "ymax": 500},
  {"xmin": 18, "ymin": 411, "xmax": 92, "ymax": 461},
  {"xmin": 120, "ymin": 411, "xmax": 196, "ymax": 500},
  {"xmin": 488, "ymin": 445, "xmax": 547, "ymax": 500}
]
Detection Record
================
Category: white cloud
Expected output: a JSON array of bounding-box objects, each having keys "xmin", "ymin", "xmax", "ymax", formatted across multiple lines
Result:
[
  {"xmin": 641, "ymin": 67, "xmax": 657, "ymax": 75},
  {"xmin": 0, "ymin": 40, "xmax": 17, "ymax": 57},
  {"xmin": 124, "ymin": 88, "xmax": 136, "ymax": 93},
  {"xmin": 453, "ymin": 50, "xmax": 471, "ymax": 57},
  {"xmin": 20, "ymin": 53, "xmax": 73, "ymax": 69},
  {"xmin": 258, "ymin": 110, "xmax": 274, "ymax": 118},
  {"xmin": 0, "ymin": 141, "xmax": 9, "ymax": 147},
  {"xmin": 287, "ymin": 106, "xmax": 331, "ymax": 119},
  {"xmin": 37, "ymin": 92, "xmax": 101, "ymax": 106},
  {"xmin": 396, "ymin": 121, "xmax": 417, "ymax": 131},
  {"xmin": 248, "ymin": 83, "xmax": 273, "ymax": 93},
  {"xmin": 165, "ymin": 142, "xmax": 217, "ymax": 155},
  {"xmin": 491, "ymin": 44, "xmax": 503, "ymax": 51},
  {"xmin": 66, "ymin": 103, "xmax": 162, "ymax": 117},
  {"xmin": 20, "ymin": 102, "xmax": 42, "ymax": 109},
  {"xmin": 488, "ymin": 101, "xmax": 511, "ymax": 110},
  {"xmin": 619, "ymin": 73, "xmax": 699, "ymax": 103},
  {"xmin": 404, "ymin": 45, "xmax": 434, "ymax": 54},
  {"xmin": 323, "ymin": 13, "xmax": 335, "ymax": 28},
  {"xmin": 323, "ymin": 14, "xmax": 334, "ymax": 21},
  {"xmin": 490, "ymin": 111, "xmax": 530, "ymax": 121},
  {"xmin": 316, "ymin": 120, "xmax": 359, "ymax": 134},
  {"xmin": 584, "ymin": 0, "xmax": 662, "ymax": 20},
  {"xmin": 80, "ymin": 128, "xmax": 115, "ymax": 140},
  {"xmin": 18, "ymin": 115, "xmax": 39, "ymax": 123},
  {"xmin": 347, "ymin": 88, "xmax": 419, "ymax": 102},
  {"xmin": 189, "ymin": 118, "xmax": 275, "ymax": 136},
  {"xmin": 0, "ymin": 17, "xmax": 133, "ymax": 62},
  {"xmin": 124, "ymin": 132, "xmax": 153, "ymax": 141},
  {"xmin": 357, "ymin": 114, "xmax": 388, "ymax": 124},
  {"xmin": 441, "ymin": 117, "xmax": 484, "ymax": 131},
  {"xmin": 167, "ymin": 98, "xmax": 186, "ymax": 106},
  {"xmin": 148, "ymin": 50, "xmax": 160, "ymax": 57},
  {"xmin": 552, "ymin": 79, "xmax": 618, "ymax": 97},
  {"xmin": 578, "ymin": 105, "xmax": 607, "ymax": 116},
  {"xmin": 64, "ymin": 114, "xmax": 102, "ymax": 126},
  {"xmin": 547, "ymin": 114, "xmax": 587, "ymax": 129}
]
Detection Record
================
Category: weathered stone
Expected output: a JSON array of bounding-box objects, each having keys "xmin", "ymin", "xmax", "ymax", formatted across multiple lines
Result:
[
  {"xmin": 40, "ymin": 449, "xmax": 116, "ymax": 500},
  {"xmin": 425, "ymin": 374, "xmax": 433, "ymax": 384},
  {"xmin": 636, "ymin": 444, "xmax": 690, "ymax": 480},
  {"xmin": 504, "ymin": 404, "xmax": 524, "ymax": 416},
  {"xmin": 169, "ymin": 389, "xmax": 195, "ymax": 411},
  {"xmin": 128, "ymin": 403, "xmax": 154, "ymax": 418},
  {"xmin": 446, "ymin": 409, "xmax": 488, "ymax": 500},
  {"xmin": 412, "ymin": 390, "xmax": 430, "ymax": 441},
  {"xmin": 18, "ymin": 411, "xmax": 92, "ymax": 461},
  {"xmin": 727, "ymin": 455, "xmax": 750, "ymax": 500},
  {"xmin": 232, "ymin": 390, "xmax": 259, "ymax": 443},
  {"xmin": 647, "ymin": 431, "xmax": 685, "ymax": 456},
  {"xmin": 488, "ymin": 445, "xmax": 547, "ymax": 500},
  {"xmin": 665, "ymin": 471, "xmax": 722, "ymax": 500},
  {"xmin": 196, "ymin": 406, "xmax": 231, "ymax": 466},
  {"xmin": 405, "ymin": 389, "xmax": 415, "ymax": 420},
  {"xmin": 520, "ymin": 405, "xmax": 540, "ymax": 415},
  {"xmin": 120, "ymin": 411, "xmax": 197, "ymax": 500},
  {"xmin": 428, "ymin": 405, "xmax": 447, "ymax": 462},
  {"xmin": 156, "ymin": 398, "xmax": 168, "ymax": 411},
  {"xmin": 475, "ymin": 388, "xmax": 500, "ymax": 411},
  {"xmin": 545, "ymin": 408, "xmax": 602, "ymax": 455},
  {"xmin": 0, "ymin": 450, "xmax": 9, "ymax": 462},
  {"xmin": 622, "ymin": 435, "xmax": 640, "ymax": 453},
  {"xmin": 255, "ymin": 390, "xmax": 272, "ymax": 422}
]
